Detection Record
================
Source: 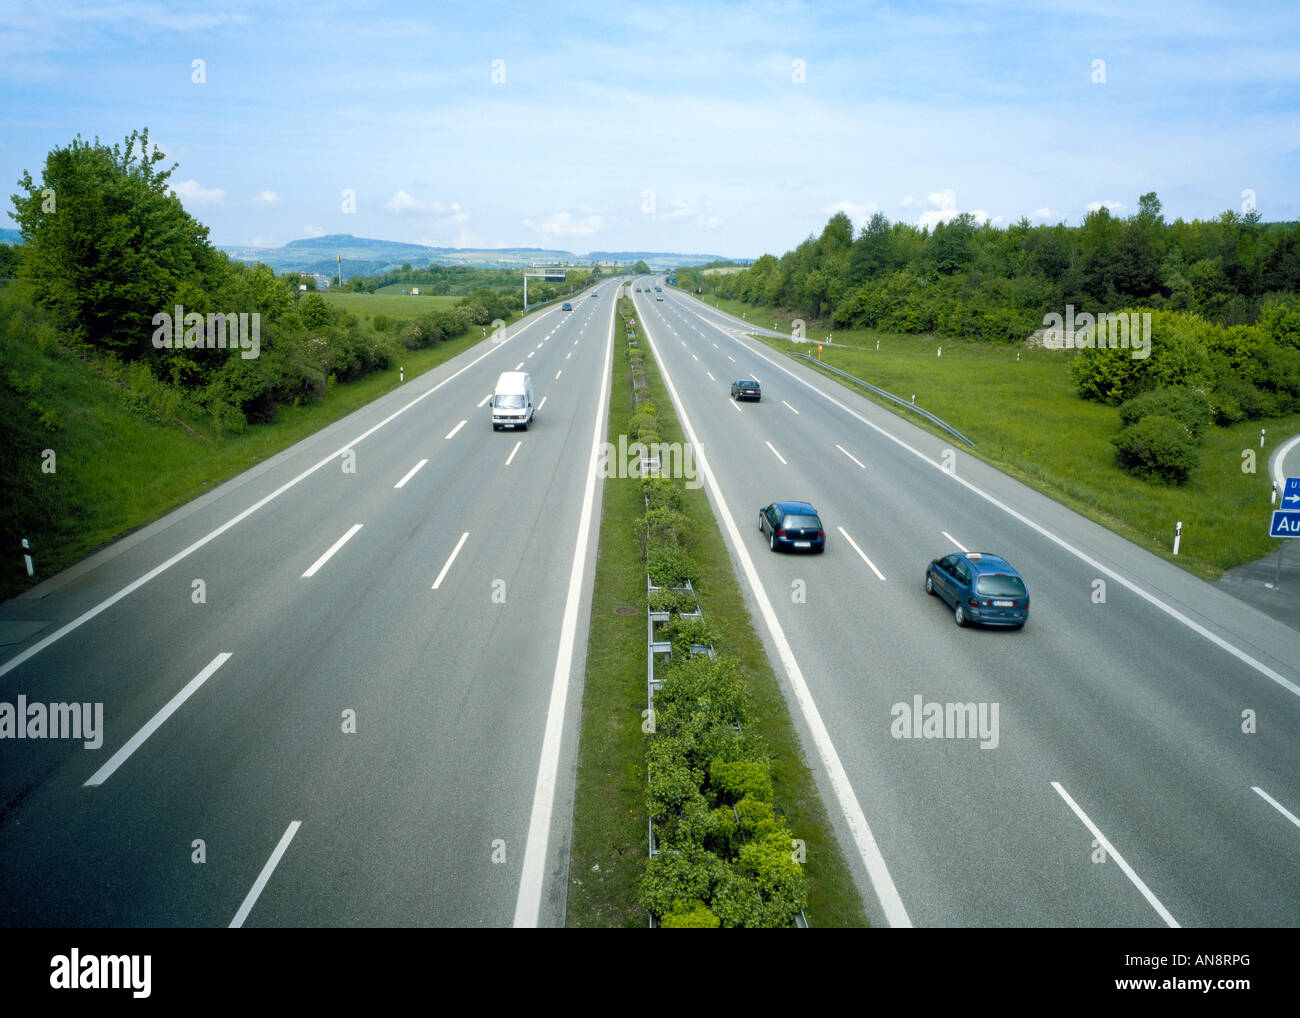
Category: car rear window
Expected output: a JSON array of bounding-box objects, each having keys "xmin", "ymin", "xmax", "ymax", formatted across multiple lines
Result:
[
  {"xmin": 782, "ymin": 514, "xmax": 821, "ymax": 529},
  {"xmin": 739, "ymin": 380, "xmax": 758, "ymax": 387},
  {"xmin": 976, "ymin": 574, "xmax": 1027, "ymax": 597},
  {"xmin": 495, "ymin": 394, "xmax": 525, "ymax": 409}
]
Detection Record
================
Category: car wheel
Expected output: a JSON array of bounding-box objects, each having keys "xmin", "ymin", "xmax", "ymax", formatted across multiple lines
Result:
[
  {"xmin": 769, "ymin": 530, "xmax": 777, "ymax": 552},
  {"xmin": 758, "ymin": 514, "xmax": 765, "ymax": 533},
  {"xmin": 954, "ymin": 603, "xmax": 966, "ymax": 627},
  {"xmin": 925, "ymin": 573, "xmax": 934, "ymax": 596}
]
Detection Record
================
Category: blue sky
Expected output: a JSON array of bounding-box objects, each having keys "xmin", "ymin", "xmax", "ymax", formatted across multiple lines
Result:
[{"xmin": 1, "ymin": 0, "xmax": 1296, "ymax": 258}]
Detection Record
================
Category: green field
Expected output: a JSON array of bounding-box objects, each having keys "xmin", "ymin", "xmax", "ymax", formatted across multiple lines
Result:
[
  {"xmin": 694, "ymin": 293, "xmax": 1290, "ymax": 579},
  {"xmin": 318, "ymin": 290, "xmax": 470, "ymax": 321}
]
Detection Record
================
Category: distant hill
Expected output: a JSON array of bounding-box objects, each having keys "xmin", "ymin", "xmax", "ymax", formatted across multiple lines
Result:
[
  {"xmin": 586, "ymin": 251, "xmax": 742, "ymax": 269},
  {"xmin": 217, "ymin": 234, "xmax": 743, "ymax": 277}
]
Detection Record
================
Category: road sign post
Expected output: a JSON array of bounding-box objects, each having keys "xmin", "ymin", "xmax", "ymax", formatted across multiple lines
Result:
[{"xmin": 1266, "ymin": 477, "xmax": 1300, "ymax": 588}]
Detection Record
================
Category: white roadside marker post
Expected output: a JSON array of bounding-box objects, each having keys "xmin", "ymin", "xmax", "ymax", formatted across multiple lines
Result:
[
  {"xmin": 1173, "ymin": 521, "xmax": 1182, "ymax": 556},
  {"xmin": 22, "ymin": 538, "xmax": 33, "ymax": 577}
]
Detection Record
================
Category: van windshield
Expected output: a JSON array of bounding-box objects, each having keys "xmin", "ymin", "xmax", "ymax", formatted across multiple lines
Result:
[{"xmin": 495, "ymin": 394, "xmax": 525, "ymax": 409}]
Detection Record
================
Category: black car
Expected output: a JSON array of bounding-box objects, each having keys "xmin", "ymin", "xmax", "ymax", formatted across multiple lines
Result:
[
  {"xmin": 730, "ymin": 378, "xmax": 761, "ymax": 401},
  {"xmin": 759, "ymin": 501, "xmax": 825, "ymax": 553},
  {"xmin": 925, "ymin": 552, "xmax": 1029, "ymax": 628}
]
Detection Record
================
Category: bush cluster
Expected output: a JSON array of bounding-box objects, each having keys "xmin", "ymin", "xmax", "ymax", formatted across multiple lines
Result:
[{"xmin": 627, "ymin": 309, "xmax": 808, "ymax": 927}]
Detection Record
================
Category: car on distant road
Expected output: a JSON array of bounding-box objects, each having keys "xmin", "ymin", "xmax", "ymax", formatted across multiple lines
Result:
[
  {"xmin": 758, "ymin": 501, "xmax": 825, "ymax": 553},
  {"xmin": 562, "ymin": 302, "xmax": 572, "ymax": 311},
  {"xmin": 730, "ymin": 378, "xmax": 761, "ymax": 401},
  {"xmin": 925, "ymin": 552, "xmax": 1028, "ymax": 628}
]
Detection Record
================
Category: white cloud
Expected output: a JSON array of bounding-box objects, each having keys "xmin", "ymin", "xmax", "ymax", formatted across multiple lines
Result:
[
  {"xmin": 914, "ymin": 189, "xmax": 999, "ymax": 228},
  {"xmin": 384, "ymin": 189, "xmax": 426, "ymax": 213},
  {"xmin": 169, "ymin": 178, "xmax": 224, "ymax": 204},
  {"xmin": 521, "ymin": 211, "xmax": 606, "ymax": 239},
  {"xmin": 824, "ymin": 199, "xmax": 879, "ymax": 229},
  {"xmin": 252, "ymin": 190, "xmax": 281, "ymax": 204},
  {"xmin": 302, "ymin": 225, "xmax": 325, "ymax": 238},
  {"xmin": 1085, "ymin": 199, "xmax": 1125, "ymax": 215},
  {"xmin": 700, "ymin": 214, "xmax": 723, "ymax": 230},
  {"xmin": 900, "ymin": 195, "xmax": 919, "ymax": 208},
  {"xmin": 1031, "ymin": 207, "xmax": 1055, "ymax": 219}
]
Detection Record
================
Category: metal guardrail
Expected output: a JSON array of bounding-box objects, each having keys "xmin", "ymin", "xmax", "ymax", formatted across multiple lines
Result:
[{"xmin": 791, "ymin": 352, "xmax": 976, "ymax": 448}]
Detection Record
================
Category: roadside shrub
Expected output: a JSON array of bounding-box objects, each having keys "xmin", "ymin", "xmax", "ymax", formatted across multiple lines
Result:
[
  {"xmin": 647, "ymin": 588, "xmax": 699, "ymax": 615},
  {"xmin": 647, "ymin": 541, "xmax": 698, "ymax": 587},
  {"xmin": 1111, "ymin": 414, "xmax": 1199, "ymax": 484},
  {"xmin": 1117, "ymin": 386, "xmax": 1212, "ymax": 437},
  {"xmin": 642, "ymin": 476, "xmax": 684, "ymax": 512},
  {"xmin": 660, "ymin": 615, "xmax": 718, "ymax": 658},
  {"xmin": 653, "ymin": 655, "xmax": 751, "ymax": 742},
  {"xmin": 660, "ymin": 899, "xmax": 720, "ymax": 928},
  {"xmin": 638, "ymin": 506, "xmax": 692, "ymax": 554},
  {"xmin": 629, "ymin": 407, "xmax": 658, "ymax": 440}
]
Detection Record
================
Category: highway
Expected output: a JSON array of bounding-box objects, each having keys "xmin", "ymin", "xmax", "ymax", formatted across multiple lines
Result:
[
  {"xmin": 0, "ymin": 285, "xmax": 618, "ymax": 927},
  {"xmin": 632, "ymin": 276, "xmax": 1300, "ymax": 927},
  {"xmin": 3, "ymin": 272, "xmax": 1297, "ymax": 929}
]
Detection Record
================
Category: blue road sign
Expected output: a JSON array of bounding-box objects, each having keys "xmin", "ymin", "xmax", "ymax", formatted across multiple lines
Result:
[
  {"xmin": 1283, "ymin": 476, "xmax": 1300, "ymax": 509},
  {"xmin": 1270, "ymin": 510, "xmax": 1300, "ymax": 537}
]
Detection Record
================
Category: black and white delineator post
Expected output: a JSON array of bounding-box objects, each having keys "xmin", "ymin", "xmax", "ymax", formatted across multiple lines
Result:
[
  {"xmin": 1173, "ymin": 521, "xmax": 1182, "ymax": 556},
  {"xmin": 22, "ymin": 537, "xmax": 33, "ymax": 576}
]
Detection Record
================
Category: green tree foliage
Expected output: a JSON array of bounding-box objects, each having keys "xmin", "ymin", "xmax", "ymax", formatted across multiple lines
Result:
[
  {"xmin": 9, "ymin": 129, "xmax": 222, "ymax": 357},
  {"xmin": 1118, "ymin": 387, "xmax": 1212, "ymax": 437},
  {"xmin": 1111, "ymin": 415, "xmax": 1200, "ymax": 484}
]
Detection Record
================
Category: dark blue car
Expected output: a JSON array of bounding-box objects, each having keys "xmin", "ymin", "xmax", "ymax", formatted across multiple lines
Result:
[
  {"xmin": 925, "ymin": 552, "xmax": 1029, "ymax": 628},
  {"xmin": 759, "ymin": 501, "xmax": 826, "ymax": 553}
]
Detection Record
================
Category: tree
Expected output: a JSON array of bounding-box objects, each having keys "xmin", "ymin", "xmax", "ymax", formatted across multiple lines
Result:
[{"xmin": 10, "ymin": 129, "xmax": 222, "ymax": 358}]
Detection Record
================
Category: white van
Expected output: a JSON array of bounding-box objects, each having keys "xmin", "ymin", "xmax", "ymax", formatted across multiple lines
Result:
[{"xmin": 491, "ymin": 371, "xmax": 534, "ymax": 430}]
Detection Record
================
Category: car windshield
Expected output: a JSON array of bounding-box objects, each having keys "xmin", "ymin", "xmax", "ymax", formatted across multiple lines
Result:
[
  {"xmin": 739, "ymin": 380, "xmax": 758, "ymax": 387},
  {"xmin": 976, "ymin": 574, "xmax": 1026, "ymax": 597},
  {"xmin": 782, "ymin": 514, "xmax": 821, "ymax": 529},
  {"xmin": 495, "ymin": 394, "xmax": 525, "ymax": 409}
]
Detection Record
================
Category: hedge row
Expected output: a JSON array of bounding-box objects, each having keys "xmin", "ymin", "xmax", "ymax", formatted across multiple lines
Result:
[{"xmin": 625, "ymin": 299, "xmax": 809, "ymax": 927}]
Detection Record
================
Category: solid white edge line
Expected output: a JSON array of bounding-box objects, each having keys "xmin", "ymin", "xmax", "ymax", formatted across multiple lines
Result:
[
  {"xmin": 639, "ymin": 311, "xmax": 913, "ymax": 928},
  {"xmin": 301, "ymin": 524, "xmax": 363, "ymax": 578},
  {"xmin": 0, "ymin": 310, "xmax": 548, "ymax": 680},
  {"xmin": 85, "ymin": 652, "xmax": 232, "ymax": 786},
  {"xmin": 836, "ymin": 444, "xmax": 865, "ymax": 469},
  {"xmin": 1273, "ymin": 434, "xmax": 1300, "ymax": 492},
  {"xmin": 765, "ymin": 441, "xmax": 787, "ymax": 465},
  {"xmin": 837, "ymin": 526, "xmax": 886, "ymax": 581},
  {"xmin": 1051, "ymin": 781, "xmax": 1179, "ymax": 927},
  {"xmin": 678, "ymin": 292, "xmax": 1300, "ymax": 699},
  {"xmin": 505, "ymin": 440, "xmax": 522, "ymax": 466},
  {"xmin": 431, "ymin": 532, "xmax": 470, "ymax": 590},
  {"xmin": 445, "ymin": 419, "xmax": 467, "ymax": 440},
  {"xmin": 1252, "ymin": 786, "xmax": 1300, "ymax": 829},
  {"xmin": 229, "ymin": 820, "xmax": 302, "ymax": 928},
  {"xmin": 942, "ymin": 530, "xmax": 968, "ymax": 553},
  {"xmin": 513, "ymin": 281, "xmax": 614, "ymax": 928},
  {"xmin": 393, "ymin": 458, "xmax": 429, "ymax": 489}
]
